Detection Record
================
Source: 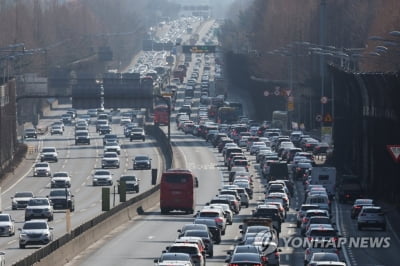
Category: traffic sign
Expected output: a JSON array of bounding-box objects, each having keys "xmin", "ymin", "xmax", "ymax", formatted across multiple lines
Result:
[
  {"xmin": 321, "ymin": 96, "xmax": 328, "ymax": 104},
  {"xmin": 287, "ymin": 101, "xmax": 294, "ymax": 111},
  {"xmin": 323, "ymin": 113, "xmax": 333, "ymax": 123},
  {"xmin": 316, "ymin": 114, "xmax": 322, "ymax": 122},
  {"xmin": 263, "ymin": 90, "xmax": 270, "ymax": 96},
  {"xmin": 387, "ymin": 145, "xmax": 400, "ymax": 163}
]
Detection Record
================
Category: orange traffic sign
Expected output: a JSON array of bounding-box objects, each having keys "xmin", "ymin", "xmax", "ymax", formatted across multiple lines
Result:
[{"xmin": 323, "ymin": 113, "xmax": 332, "ymax": 123}]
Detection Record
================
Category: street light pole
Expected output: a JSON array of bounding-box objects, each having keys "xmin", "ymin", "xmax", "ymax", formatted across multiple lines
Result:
[{"xmin": 319, "ymin": 0, "xmax": 327, "ymax": 129}]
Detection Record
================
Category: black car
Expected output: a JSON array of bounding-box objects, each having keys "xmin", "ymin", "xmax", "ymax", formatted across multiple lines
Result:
[
  {"xmin": 133, "ymin": 155, "xmax": 151, "ymax": 170},
  {"xmin": 24, "ymin": 128, "xmax": 37, "ymax": 139},
  {"xmin": 193, "ymin": 218, "xmax": 222, "ymax": 244},
  {"xmin": 118, "ymin": 175, "xmax": 139, "ymax": 193},
  {"xmin": 47, "ymin": 188, "xmax": 75, "ymax": 212},
  {"xmin": 99, "ymin": 125, "xmax": 112, "ymax": 135},
  {"xmin": 75, "ymin": 130, "xmax": 90, "ymax": 145},
  {"xmin": 226, "ymin": 252, "xmax": 264, "ymax": 265}
]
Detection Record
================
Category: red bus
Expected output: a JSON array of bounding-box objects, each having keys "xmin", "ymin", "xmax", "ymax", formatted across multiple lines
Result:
[
  {"xmin": 160, "ymin": 169, "xmax": 198, "ymax": 214},
  {"xmin": 154, "ymin": 104, "xmax": 169, "ymax": 126}
]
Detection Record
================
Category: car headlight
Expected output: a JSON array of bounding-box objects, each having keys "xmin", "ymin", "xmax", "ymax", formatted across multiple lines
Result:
[
  {"xmin": 20, "ymin": 233, "xmax": 27, "ymax": 238},
  {"xmin": 93, "ymin": 178, "xmax": 98, "ymax": 181}
]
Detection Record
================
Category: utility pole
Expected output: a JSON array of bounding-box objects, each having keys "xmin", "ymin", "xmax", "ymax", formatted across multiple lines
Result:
[{"xmin": 319, "ymin": 0, "xmax": 327, "ymax": 129}]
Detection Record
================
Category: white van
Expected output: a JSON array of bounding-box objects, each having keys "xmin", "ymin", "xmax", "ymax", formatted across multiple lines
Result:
[
  {"xmin": 306, "ymin": 194, "xmax": 330, "ymax": 212},
  {"xmin": 310, "ymin": 167, "xmax": 336, "ymax": 199}
]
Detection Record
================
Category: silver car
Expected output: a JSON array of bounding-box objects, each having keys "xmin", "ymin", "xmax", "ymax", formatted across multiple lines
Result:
[
  {"xmin": 19, "ymin": 220, "xmax": 53, "ymax": 249},
  {"xmin": 25, "ymin": 198, "xmax": 54, "ymax": 221},
  {"xmin": 357, "ymin": 206, "xmax": 386, "ymax": 231},
  {"xmin": 0, "ymin": 214, "xmax": 15, "ymax": 236}
]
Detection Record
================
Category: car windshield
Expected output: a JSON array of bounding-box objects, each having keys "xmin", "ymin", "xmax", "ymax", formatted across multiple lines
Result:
[
  {"xmin": 168, "ymin": 246, "xmax": 197, "ymax": 255},
  {"xmin": 120, "ymin": 176, "xmax": 136, "ymax": 181},
  {"xmin": 0, "ymin": 215, "xmax": 10, "ymax": 222},
  {"xmin": 135, "ymin": 156, "xmax": 149, "ymax": 160},
  {"xmin": 199, "ymin": 212, "xmax": 218, "ymax": 218},
  {"xmin": 28, "ymin": 199, "xmax": 48, "ymax": 206},
  {"xmin": 53, "ymin": 173, "xmax": 68, "ymax": 177},
  {"xmin": 15, "ymin": 192, "xmax": 33, "ymax": 198},
  {"xmin": 25, "ymin": 129, "xmax": 35, "ymax": 132},
  {"xmin": 312, "ymin": 253, "xmax": 339, "ymax": 261},
  {"xmin": 184, "ymin": 230, "xmax": 208, "ymax": 238},
  {"xmin": 104, "ymin": 153, "xmax": 117, "ymax": 158},
  {"xmin": 42, "ymin": 148, "xmax": 55, "ymax": 153},
  {"xmin": 160, "ymin": 253, "xmax": 190, "ymax": 261},
  {"xmin": 132, "ymin": 128, "xmax": 143, "ymax": 132},
  {"xmin": 95, "ymin": 171, "xmax": 110, "ymax": 176},
  {"xmin": 50, "ymin": 190, "xmax": 67, "ymax": 196},
  {"xmin": 231, "ymin": 253, "xmax": 261, "ymax": 262},
  {"xmin": 23, "ymin": 222, "xmax": 47, "ymax": 230},
  {"xmin": 35, "ymin": 163, "xmax": 48, "ymax": 168}
]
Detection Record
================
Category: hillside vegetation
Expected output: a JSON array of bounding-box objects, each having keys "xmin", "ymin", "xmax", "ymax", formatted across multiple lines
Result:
[{"xmin": 221, "ymin": 0, "xmax": 400, "ymax": 82}]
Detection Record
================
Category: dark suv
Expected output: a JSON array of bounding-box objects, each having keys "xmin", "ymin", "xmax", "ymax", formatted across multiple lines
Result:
[{"xmin": 47, "ymin": 188, "xmax": 75, "ymax": 212}]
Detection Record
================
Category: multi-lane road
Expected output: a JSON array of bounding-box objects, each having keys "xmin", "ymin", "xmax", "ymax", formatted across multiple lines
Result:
[{"xmin": 1, "ymin": 108, "xmax": 163, "ymax": 265}]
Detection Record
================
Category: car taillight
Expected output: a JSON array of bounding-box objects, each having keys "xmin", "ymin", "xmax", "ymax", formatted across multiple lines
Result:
[
  {"xmin": 355, "ymin": 206, "xmax": 361, "ymax": 209},
  {"xmin": 215, "ymin": 217, "xmax": 223, "ymax": 223},
  {"xmin": 303, "ymin": 217, "xmax": 307, "ymax": 223},
  {"xmin": 261, "ymin": 256, "xmax": 267, "ymax": 262},
  {"xmin": 306, "ymin": 249, "xmax": 311, "ymax": 255},
  {"xmin": 345, "ymin": 194, "xmax": 350, "ymax": 198},
  {"xmin": 275, "ymin": 251, "xmax": 280, "ymax": 258},
  {"xmin": 229, "ymin": 264, "xmax": 239, "ymax": 266},
  {"xmin": 335, "ymin": 249, "xmax": 340, "ymax": 254}
]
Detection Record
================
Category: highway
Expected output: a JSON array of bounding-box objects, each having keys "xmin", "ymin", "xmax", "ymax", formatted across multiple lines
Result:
[
  {"xmin": 0, "ymin": 107, "xmax": 163, "ymax": 265},
  {"xmin": 3, "ymin": 16, "xmax": 400, "ymax": 266}
]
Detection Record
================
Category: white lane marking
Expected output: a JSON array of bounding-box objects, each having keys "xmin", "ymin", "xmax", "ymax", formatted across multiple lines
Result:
[
  {"xmin": 386, "ymin": 215, "xmax": 400, "ymax": 245},
  {"xmin": 285, "ymin": 254, "xmax": 289, "ymax": 261},
  {"xmin": 81, "ymin": 182, "xmax": 86, "ymax": 186},
  {"xmin": 7, "ymin": 240, "xmax": 16, "ymax": 245}
]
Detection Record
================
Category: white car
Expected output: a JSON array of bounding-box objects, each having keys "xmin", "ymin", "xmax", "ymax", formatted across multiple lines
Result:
[
  {"xmin": 33, "ymin": 162, "xmax": 51, "ymax": 177},
  {"xmin": 92, "ymin": 170, "xmax": 113, "ymax": 186},
  {"xmin": 50, "ymin": 125, "xmax": 63, "ymax": 135},
  {"xmin": 101, "ymin": 152, "xmax": 120, "ymax": 169},
  {"xmin": 11, "ymin": 191, "xmax": 34, "ymax": 210},
  {"xmin": 0, "ymin": 214, "xmax": 15, "ymax": 236},
  {"xmin": 357, "ymin": 206, "xmax": 386, "ymax": 231},
  {"xmin": 19, "ymin": 220, "xmax": 53, "ymax": 249},
  {"xmin": 103, "ymin": 141, "xmax": 121, "ymax": 155},
  {"xmin": 40, "ymin": 147, "xmax": 58, "ymax": 162},
  {"xmin": 51, "ymin": 172, "xmax": 71, "ymax": 188}
]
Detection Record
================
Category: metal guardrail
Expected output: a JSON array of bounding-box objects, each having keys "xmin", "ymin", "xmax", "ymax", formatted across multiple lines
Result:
[{"xmin": 13, "ymin": 125, "xmax": 172, "ymax": 266}]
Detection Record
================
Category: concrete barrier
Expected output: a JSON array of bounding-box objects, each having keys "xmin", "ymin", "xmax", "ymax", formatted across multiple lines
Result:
[
  {"xmin": 35, "ymin": 188, "xmax": 160, "ymax": 266},
  {"xmin": 12, "ymin": 125, "xmax": 172, "ymax": 266}
]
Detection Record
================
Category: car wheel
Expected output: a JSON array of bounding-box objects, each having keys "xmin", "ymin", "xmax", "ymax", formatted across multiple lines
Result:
[
  {"xmin": 19, "ymin": 243, "xmax": 25, "ymax": 249},
  {"xmin": 209, "ymin": 252, "xmax": 213, "ymax": 258},
  {"xmin": 161, "ymin": 208, "xmax": 168, "ymax": 214},
  {"xmin": 135, "ymin": 188, "xmax": 139, "ymax": 193},
  {"xmin": 296, "ymin": 221, "xmax": 300, "ymax": 228},
  {"xmin": 48, "ymin": 216, "xmax": 54, "ymax": 221},
  {"xmin": 25, "ymin": 217, "xmax": 30, "ymax": 221},
  {"xmin": 222, "ymin": 229, "xmax": 225, "ymax": 235},
  {"xmin": 71, "ymin": 207, "xmax": 75, "ymax": 212}
]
